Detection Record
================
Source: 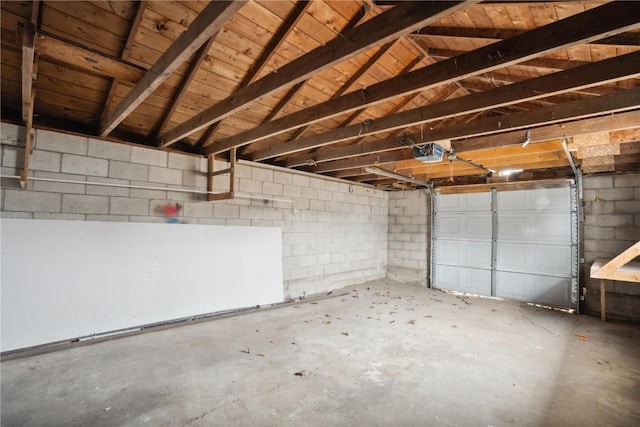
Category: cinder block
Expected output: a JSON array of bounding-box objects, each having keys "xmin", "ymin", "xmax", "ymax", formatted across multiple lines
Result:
[
  {"xmin": 110, "ymin": 197, "xmax": 149, "ymax": 216},
  {"xmin": 2, "ymin": 145, "xmax": 23, "ymax": 168},
  {"xmin": 1, "ymin": 123, "xmax": 22, "ymax": 145},
  {"xmin": 300, "ymin": 187, "xmax": 317, "ymax": 200},
  {"xmin": 309, "ymin": 178, "xmax": 326, "ymax": 190},
  {"xmin": 595, "ymin": 214, "xmax": 633, "ymax": 227},
  {"xmin": 131, "ymin": 146, "xmax": 167, "ymax": 167},
  {"xmin": 33, "ymin": 171, "xmax": 86, "ymax": 194},
  {"xmin": 0, "ymin": 211, "xmax": 33, "ymax": 218},
  {"xmin": 273, "ymin": 171, "xmax": 292, "ymax": 185},
  {"xmin": 614, "ymin": 200, "xmax": 640, "ymax": 214},
  {"xmin": 36, "ymin": 129, "xmax": 88, "ymax": 155},
  {"xmin": 283, "ymin": 185, "xmax": 301, "ymax": 198},
  {"xmin": 182, "ymin": 170, "xmax": 207, "ymax": 188},
  {"xmin": 62, "ymin": 194, "xmax": 109, "ymax": 214},
  {"xmin": 86, "ymin": 177, "xmax": 130, "ymax": 197},
  {"xmin": 148, "ymin": 166, "xmax": 182, "ymax": 185},
  {"xmin": 197, "ymin": 218, "xmax": 226, "ymax": 225},
  {"xmin": 109, "ymin": 160, "xmax": 148, "ymax": 181},
  {"xmin": 583, "ymin": 201, "xmax": 614, "ymax": 215},
  {"xmin": 62, "ymin": 153, "xmax": 109, "ymax": 177},
  {"xmin": 326, "ymin": 181, "xmax": 340, "ymax": 193},
  {"xmin": 86, "ymin": 214, "xmax": 129, "ymax": 222},
  {"xmin": 309, "ymin": 199, "xmax": 325, "ymax": 211},
  {"xmin": 596, "ymin": 187, "xmax": 635, "ymax": 201},
  {"xmin": 129, "ymin": 216, "xmax": 165, "ymax": 223},
  {"xmin": 214, "ymin": 203, "xmax": 240, "ymax": 219},
  {"xmin": 234, "ymin": 164, "xmax": 252, "ymax": 179},
  {"xmin": 614, "ymin": 227, "xmax": 640, "ymax": 241},
  {"xmin": 584, "ymin": 226, "xmax": 614, "ymax": 240},
  {"xmin": 34, "ymin": 213, "xmax": 86, "ymax": 220},
  {"xmin": 613, "ymin": 173, "xmax": 640, "ymax": 188},
  {"xmin": 263, "ymin": 182, "xmax": 283, "ymax": 196},
  {"xmin": 30, "ymin": 150, "xmax": 62, "ymax": 172},
  {"xmin": 183, "ymin": 201, "xmax": 214, "ymax": 218},
  {"xmin": 240, "ymin": 206, "xmax": 263, "ymax": 220},
  {"xmin": 168, "ymin": 152, "xmax": 202, "ymax": 171},
  {"xmin": 316, "ymin": 189, "xmax": 331, "ymax": 202},
  {"xmin": 251, "ymin": 167, "xmax": 273, "ymax": 182},
  {"xmin": 226, "ymin": 219, "xmax": 250, "ymax": 226},
  {"xmin": 263, "ymin": 208, "xmax": 283, "ymax": 220},
  {"xmin": 88, "ymin": 139, "xmax": 131, "ymax": 161},
  {"xmin": 583, "ymin": 175, "xmax": 613, "ymax": 189},
  {"xmin": 332, "ymin": 192, "xmax": 346, "ymax": 203},
  {"xmin": 292, "ymin": 174, "xmax": 309, "ymax": 188},
  {"xmin": 130, "ymin": 181, "xmax": 168, "ymax": 200},
  {"xmin": 4, "ymin": 189, "xmax": 61, "ymax": 212},
  {"xmin": 239, "ymin": 178, "xmax": 262, "ymax": 194}
]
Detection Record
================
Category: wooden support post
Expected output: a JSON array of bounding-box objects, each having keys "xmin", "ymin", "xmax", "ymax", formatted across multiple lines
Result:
[
  {"xmin": 207, "ymin": 148, "xmax": 236, "ymax": 202},
  {"xmin": 20, "ymin": 91, "xmax": 36, "ymax": 189},
  {"xmin": 600, "ymin": 279, "xmax": 606, "ymax": 322}
]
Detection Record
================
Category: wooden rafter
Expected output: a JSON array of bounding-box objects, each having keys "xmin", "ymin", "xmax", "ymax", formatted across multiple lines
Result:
[
  {"xmin": 99, "ymin": 0, "xmax": 147, "ymax": 135},
  {"xmin": 206, "ymin": 2, "xmax": 640, "ymax": 156},
  {"xmin": 160, "ymin": 1, "xmax": 471, "ymax": 147},
  {"xmin": 452, "ymin": 110, "xmax": 640, "ymax": 152},
  {"xmin": 154, "ymin": 34, "xmax": 218, "ymax": 138},
  {"xmin": 195, "ymin": 0, "xmax": 312, "ymax": 150},
  {"xmin": 303, "ymin": 88, "xmax": 640, "ymax": 174},
  {"xmin": 99, "ymin": 0, "xmax": 245, "ymax": 137},
  {"xmin": 409, "ymin": 26, "xmax": 640, "ymax": 46},
  {"xmin": 251, "ymin": 51, "xmax": 640, "ymax": 162}
]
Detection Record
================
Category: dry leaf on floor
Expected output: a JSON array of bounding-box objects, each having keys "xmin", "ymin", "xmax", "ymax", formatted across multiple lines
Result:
[
  {"xmin": 257, "ymin": 353, "xmax": 266, "ymax": 357},
  {"xmin": 311, "ymin": 302, "xmax": 318, "ymax": 305},
  {"xmin": 294, "ymin": 370, "xmax": 306, "ymax": 376},
  {"xmin": 241, "ymin": 348, "xmax": 251, "ymax": 354},
  {"xmin": 408, "ymin": 320, "xmax": 416, "ymax": 325},
  {"xmin": 576, "ymin": 333, "xmax": 588, "ymax": 341},
  {"xmin": 341, "ymin": 332, "xmax": 349, "ymax": 336},
  {"xmin": 322, "ymin": 320, "xmax": 331, "ymax": 324}
]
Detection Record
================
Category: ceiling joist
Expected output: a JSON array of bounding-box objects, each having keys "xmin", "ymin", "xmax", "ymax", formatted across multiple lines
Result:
[
  {"xmin": 99, "ymin": 0, "xmax": 245, "ymax": 137},
  {"xmin": 161, "ymin": 1, "xmax": 471, "ymax": 147},
  {"xmin": 207, "ymin": 2, "xmax": 640, "ymax": 156}
]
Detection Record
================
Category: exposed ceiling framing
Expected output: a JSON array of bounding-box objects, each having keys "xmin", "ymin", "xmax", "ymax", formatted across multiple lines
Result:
[{"xmin": 1, "ymin": 0, "xmax": 639, "ymax": 190}]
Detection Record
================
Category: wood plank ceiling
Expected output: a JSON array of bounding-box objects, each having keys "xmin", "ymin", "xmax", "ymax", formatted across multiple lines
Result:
[{"xmin": 1, "ymin": 0, "xmax": 639, "ymax": 190}]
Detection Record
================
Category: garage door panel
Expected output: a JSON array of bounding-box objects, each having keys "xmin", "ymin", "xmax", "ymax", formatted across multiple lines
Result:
[
  {"xmin": 437, "ymin": 240, "xmax": 492, "ymax": 268},
  {"xmin": 496, "ymin": 271, "xmax": 571, "ymax": 307},
  {"xmin": 498, "ymin": 187, "xmax": 571, "ymax": 212},
  {"xmin": 436, "ymin": 214, "xmax": 492, "ymax": 240},
  {"xmin": 497, "ymin": 243, "xmax": 572, "ymax": 276},
  {"xmin": 436, "ymin": 265, "xmax": 492, "ymax": 296},
  {"xmin": 437, "ymin": 192, "xmax": 491, "ymax": 212},
  {"xmin": 498, "ymin": 213, "xmax": 572, "ymax": 243}
]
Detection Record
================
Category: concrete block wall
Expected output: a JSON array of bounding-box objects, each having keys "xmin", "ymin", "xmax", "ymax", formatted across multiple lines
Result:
[
  {"xmin": 582, "ymin": 172, "xmax": 640, "ymax": 321},
  {"xmin": 387, "ymin": 189, "xmax": 430, "ymax": 285},
  {"xmin": 1, "ymin": 123, "xmax": 388, "ymax": 299}
]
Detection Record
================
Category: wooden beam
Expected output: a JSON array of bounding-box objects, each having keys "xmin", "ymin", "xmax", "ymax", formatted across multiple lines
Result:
[
  {"xmin": 154, "ymin": 35, "xmax": 218, "ymax": 138},
  {"xmin": 305, "ymin": 148, "xmax": 413, "ymax": 173},
  {"xmin": 193, "ymin": 1, "xmax": 311, "ymax": 149},
  {"xmin": 452, "ymin": 110, "xmax": 640, "ymax": 152},
  {"xmin": 34, "ymin": 32, "xmax": 146, "ymax": 83},
  {"xmin": 410, "ymin": 26, "xmax": 640, "ymax": 47},
  {"xmin": 206, "ymin": 2, "xmax": 640, "ymax": 156},
  {"xmin": 255, "ymin": 51, "xmax": 640, "ymax": 162},
  {"xmin": 405, "ymin": 88, "xmax": 640, "ymax": 147},
  {"xmin": 100, "ymin": 0, "xmax": 244, "ymax": 136},
  {"xmin": 19, "ymin": 90, "xmax": 36, "ymax": 189},
  {"xmin": 100, "ymin": 0, "xmax": 147, "ymax": 138},
  {"xmin": 162, "ymin": 1, "xmax": 471, "ymax": 146},
  {"xmin": 19, "ymin": 22, "xmax": 36, "ymax": 123}
]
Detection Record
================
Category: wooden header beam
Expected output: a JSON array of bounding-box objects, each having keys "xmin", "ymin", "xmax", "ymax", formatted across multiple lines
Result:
[
  {"xmin": 161, "ymin": 1, "xmax": 471, "ymax": 146},
  {"xmin": 206, "ymin": 2, "xmax": 640, "ymax": 156},
  {"xmin": 99, "ymin": 0, "xmax": 244, "ymax": 137}
]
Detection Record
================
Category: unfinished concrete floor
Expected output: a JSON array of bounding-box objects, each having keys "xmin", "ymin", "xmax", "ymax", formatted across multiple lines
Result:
[{"xmin": 2, "ymin": 280, "xmax": 639, "ymax": 426}]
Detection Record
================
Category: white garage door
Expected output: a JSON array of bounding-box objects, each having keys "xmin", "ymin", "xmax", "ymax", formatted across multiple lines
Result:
[{"xmin": 433, "ymin": 185, "xmax": 578, "ymax": 309}]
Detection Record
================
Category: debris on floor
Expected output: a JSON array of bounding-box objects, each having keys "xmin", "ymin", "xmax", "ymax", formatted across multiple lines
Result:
[
  {"xmin": 408, "ymin": 320, "xmax": 416, "ymax": 325},
  {"xmin": 341, "ymin": 332, "xmax": 350, "ymax": 336},
  {"xmin": 294, "ymin": 370, "xmax": 306, "ymax": 376},
  {"xmin": 257, "ymin": 353, "xmax": 266, "ymax": 357},
  {"xmin": 576, "ymin": 333, "xmax": 588, "ymax": 341},
  {"xmin": 241, "ymin": 348, "xmax": 251, "ymax": 354}
]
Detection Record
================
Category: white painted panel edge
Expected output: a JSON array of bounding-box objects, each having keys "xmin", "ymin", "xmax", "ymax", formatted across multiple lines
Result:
[{"xmin": 1, "ymin": 219, "xmax": 284, "ymax": 351}]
